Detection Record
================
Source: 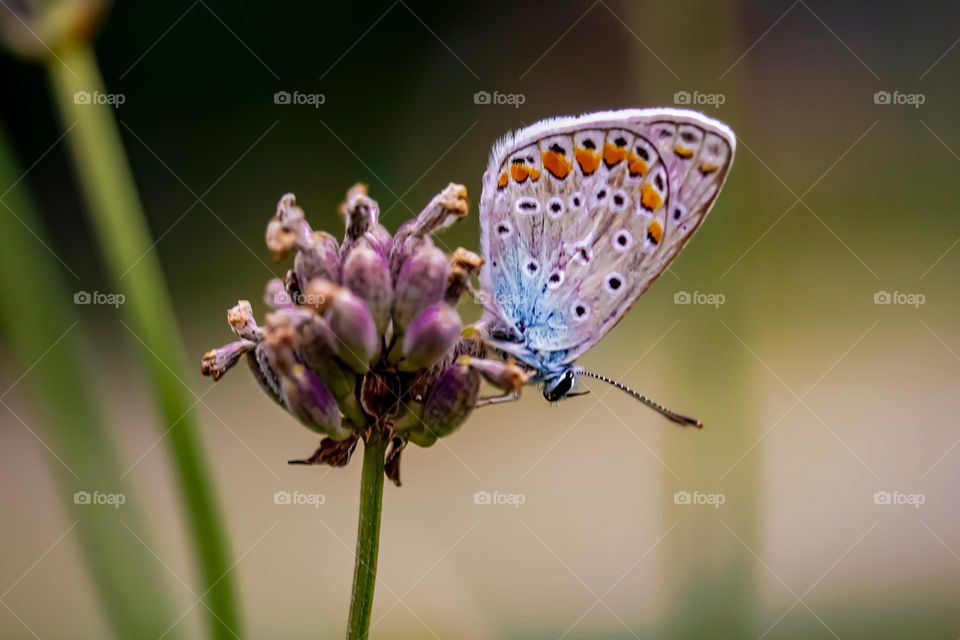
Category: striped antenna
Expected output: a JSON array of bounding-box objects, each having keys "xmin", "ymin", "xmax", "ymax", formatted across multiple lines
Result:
[{"xmin": 575, "ymin": 369, "xmax": 703, "ymax": 428}]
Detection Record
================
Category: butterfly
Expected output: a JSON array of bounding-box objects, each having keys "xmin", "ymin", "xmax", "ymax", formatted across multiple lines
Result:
[{"xmin": 476, "ymin": 108, "xmax": 735, "ymax": 427}]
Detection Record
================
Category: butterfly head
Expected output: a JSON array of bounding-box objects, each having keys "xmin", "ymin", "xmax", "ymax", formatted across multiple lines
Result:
[{"xmin": 542, "ymin": 369, "xmax": 583, "ymax": 402}]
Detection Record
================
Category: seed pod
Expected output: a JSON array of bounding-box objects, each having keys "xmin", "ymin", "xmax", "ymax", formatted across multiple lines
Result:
[
  {"xmin": 295, "ymin": 230, "xmax": 340, "ymax": 284},
  {"xmin": 421, "ymin": 362, "xmax": 480, "ymax": 439},
  {"xmin": 461, "ymin": 356, "xmax": 529, "ymax": 392},
  {"xmin": 392, "ymin": 244, "xmax": 449, "ymax": 334},
  {"xmin": 306, "ymin": 279, "xmax": 380, "ymax": 373},
  {"xmin": 227, "ymin": 300, "xmax": 263, "ymax": 341},
  {"xmin": 280, "ymin": 363, "xmax": 352, "ymax": 441},
  {"xmin": 400, "ymin": 303, "xmax": 462, "ymax": 372},
  {"xmin": 342, "ymin": 242, "xmax": 393, "ymax": 335},
  {"xmin": 201, "ymin": 339, "xmax": 256, "ymax": 381}
]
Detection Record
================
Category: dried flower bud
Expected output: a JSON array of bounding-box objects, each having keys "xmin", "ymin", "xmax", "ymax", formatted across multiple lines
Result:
[
  {"xmin": 392, "ymin": 244, "xmax": 449, "ymax": 333},
  {"xmin": 409, "ymin": 183, "xmax": 468, "ymax": 237},
  {"xmin": 201, "ymin": 339, "xmax": 256, "ymax": 381},
  {"xmin": 305, "ymin": 279, "xmax": 380, "ymax": 373},
  {"xmin": 420, "ymin": 362, "xmax": 480, "ymax": 439},
  {"xmin": 295, "ymin": 230, "xmax": 341, "ymax": 284},
  {"xmin": 342, "ymin": 242, "xmax": 393, "ymax": 335},
  {"xmin": 344, "ymin": 193, "xmax": 376, "ymax": 242},
  {"xmin": 400, "ymin": 303, "xmax": 462, "ymax": 372},
  {"xmin": 228, "ymin": 300, "xmax": 262, "ymax": 341},
  {"xmin": 266, "ymin": 193, "xmax": 311, "ymax": 260},
  {"xmin": 460, "ymin": 356, "xmax": 529, "ymax": 392}
]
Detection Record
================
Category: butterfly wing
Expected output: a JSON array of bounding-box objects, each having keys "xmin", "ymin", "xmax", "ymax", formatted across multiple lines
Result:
[{"xmin": 478, "ymin": 108, "xmax": 735, "ymax": 372}]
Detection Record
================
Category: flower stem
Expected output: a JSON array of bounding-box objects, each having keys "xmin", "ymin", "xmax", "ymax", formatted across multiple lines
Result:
[
  {"xmin": 45, "ymin": 42, "xmax": 242, "ymax": 639},
  {"xmin": 347, "ymin": 433, "xmax": 387, "ymax": 640}
]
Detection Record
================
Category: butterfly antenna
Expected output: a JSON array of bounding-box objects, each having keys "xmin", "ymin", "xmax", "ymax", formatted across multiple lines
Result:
[{"xmin": 576, "ymin": 369, "xmax": 703, "ymax": 428}]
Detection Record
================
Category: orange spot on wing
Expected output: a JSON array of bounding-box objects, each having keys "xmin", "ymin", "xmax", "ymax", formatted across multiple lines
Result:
[
  {"xmin": 541, "ymin": 150, "xmax": 571, "ymax": 179},
  {"xmin": 675, "ymin": 144, "xmax": 694, "ymax": 158},
  {"xmin": 575, "ymin": 147, "xmax": 600, "ymax": 175},
  {"xmin": 641, "ymin": 183, "xmax": 663, "ymax": 211},
  {"xmin": 603, "ymin": 142, "xmax": 627, "ymax": 167},
  {"xmin": 497, "ymin": 171, "xmax": 509, "ymax": 188},
  {"xmin": 699, "ymin": 162, "xmax": 719, "ymax": 175},
  {"xmin": 647, "ymin": 219, "xmax": 663, "ymax": 245},
  {"xmin": 627, "ymin": 153, "xmax": 648, "ymax": 177},
  {"xmin": 510, "ymin": 163, "xmax": 530, "ymax": 183},
  {"xmin": 529, "ymin": 167, "xmax": 540, "ymax": 181}
]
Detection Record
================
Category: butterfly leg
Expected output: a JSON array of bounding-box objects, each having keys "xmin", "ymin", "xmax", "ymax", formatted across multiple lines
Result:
[{"xmin": 475, "ymin": 390, "xmax": 521, "ymax": 408}]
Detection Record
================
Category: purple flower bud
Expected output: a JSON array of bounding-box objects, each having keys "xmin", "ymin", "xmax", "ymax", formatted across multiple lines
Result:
[
  {"xmin": 264, "ymin": 278, "xmax": 292, "ymax": 309},
  {"xmin": 305, "ymin": 280, "xmax": 380, "ymax": 373},
  {"xmin": 421, "ymin": 362, "xmax": 480, "ymax": 439},
  {"xmin": 297, "ymin": 315, "xmax": 366, "ymax": 426},
  {"xmin": 342, "ymin": 243, "xmax": 393, "ymax": 335},
  {"xmin": 461, "ymin": 356, "xmax": 530, "ymax": 392},
  {"xmin": 201, "ymin": 339, "xmax": 256, "ymax": 381},
  {"xmin": 388, "ymin": 227, "xmax": 432, "ymax": 284},
  {"xmin": 400, "ymin": 303, "xmax": 462, "ymax": 372},
  {"xmin": 227, "ymin": 300, "xmax": 263, "ymax": 341},
  {"xmin": 295, "ymin": 230, "xmax": 340, "ymax": 284},
  {"xmin": 368, "ymin": 223, "xmax": 393, "ymax": 258},
  {"xmin": 280, "ymin": 363, "xmax": 352, "ymax": 441},
  {"xmin": 247, "ymin": 341, "xmax": 285, "ymax": 407},
  {"xmin": 392, "ymin": 244, "xmax": 449, "ymax": 333}
]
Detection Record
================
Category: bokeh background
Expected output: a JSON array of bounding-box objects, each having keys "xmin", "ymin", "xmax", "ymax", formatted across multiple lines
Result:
[{"xmin": 2, "ymin": 1, "xmax": 959, "ymax": 638}]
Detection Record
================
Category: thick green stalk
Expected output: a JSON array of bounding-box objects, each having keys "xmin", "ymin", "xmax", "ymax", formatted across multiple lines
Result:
[
  {"xmin": 45, "ymin": 43, "xmax": 242, "ymax": 639},
  {"xmin": 0, "ymin": 122, "xmax": 180, "ymax": 638},
  {"xmin": 346, "ymin": 434, "xmax": 387, "ymax": 640}
]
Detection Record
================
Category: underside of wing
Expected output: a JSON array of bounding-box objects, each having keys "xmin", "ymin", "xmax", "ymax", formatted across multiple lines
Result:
[{"xmin": 478, "ymin": 108, "xmax": 735, "ymax": 371}]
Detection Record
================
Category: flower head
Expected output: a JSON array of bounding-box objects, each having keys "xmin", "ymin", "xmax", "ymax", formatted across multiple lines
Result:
[{"xmin": 201, "ymin": 183, "xmax": 521, "ymax": 484}]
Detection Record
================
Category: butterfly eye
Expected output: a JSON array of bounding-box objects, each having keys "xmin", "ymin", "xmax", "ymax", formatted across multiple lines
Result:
[
  {"xmin": 568, "ymin": 192, "xmax": 583, "ymax": 211},
  {"xmin": 524, "ymin": 259, "xmax": 540, "ymax": 277},
  {"xmin": 495, "ymin": 220, "xmax": 513, "ymax": 237},
  {"xmin": 546, "ymin": 197, "xmax": 565, "ymax": 218},
  {"xmin": 514, "ymin": 197, "xmax": 540, "ymax": 215},
  {"xmin": 571, "ymin": 245, "xmax": 592, "ymax": 266},
  {"xmin": 604, "ymin": 272, "xmax": 625, "ymax": 295},
  {"xmin": 571, "ymin": 301, "xmax": 591, "ymax": 321},
  {"xmin": 547, "ymin": 270, "xmax": 564, "ymax": 289},
  {"xmin": 612, "ymin": 229, "xmax": 633, "ymax": 252},
  {"xmin": 672, "ymin": 204, "xmax": 687, "ymax": 221}
]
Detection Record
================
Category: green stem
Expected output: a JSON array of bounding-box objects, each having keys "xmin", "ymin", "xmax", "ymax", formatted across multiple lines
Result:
[
  {"xmin": 45, "ymin": 43, "xmax": 242, "ymax": 639},
  {"xmin": 346, "ymin": 434, "xmax": 387, "ymax": 640}
]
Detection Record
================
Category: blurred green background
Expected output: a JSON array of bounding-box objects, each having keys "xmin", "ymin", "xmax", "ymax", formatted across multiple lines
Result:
[{"xmin": 2, "ymin": 0, "xmax": 959, "ymax": 638}]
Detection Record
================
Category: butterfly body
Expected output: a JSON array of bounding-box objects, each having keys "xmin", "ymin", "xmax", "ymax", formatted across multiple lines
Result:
[{"xmin": 476, "ymin": 109, "xmax": 735, "ymax": 414}]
